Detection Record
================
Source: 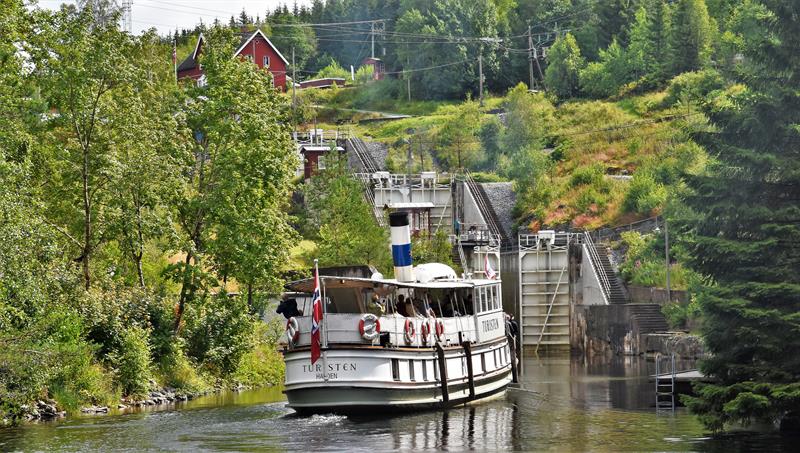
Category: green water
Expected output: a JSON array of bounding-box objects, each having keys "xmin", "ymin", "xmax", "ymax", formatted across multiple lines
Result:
[{"xmin": 0, "ymin": 356, "xmax": 795, "ymax": 452}]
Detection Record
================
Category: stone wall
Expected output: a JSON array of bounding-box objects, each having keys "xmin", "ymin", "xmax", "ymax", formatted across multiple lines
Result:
[{"xmin": 627, "ymin": 285, "xmax": 689, "ymax": 304}]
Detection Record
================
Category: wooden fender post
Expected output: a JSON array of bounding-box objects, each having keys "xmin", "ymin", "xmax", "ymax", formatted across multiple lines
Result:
[
  {"xmin": 463, "ymin": 341, "xmax": 475, "ymax": 399},
  {"xmin": 436, "ymin": 343, "xmax": 449, "ymax": 404}
]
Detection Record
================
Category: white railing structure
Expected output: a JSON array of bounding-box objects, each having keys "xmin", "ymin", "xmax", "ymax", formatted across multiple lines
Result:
[
  {"xmin": 293, "ymin": 129, "xmax": 350, "ymax": 145},
  {"xmin": 582, "ymin": 232, "xmax": 612, "ymax": 306}
]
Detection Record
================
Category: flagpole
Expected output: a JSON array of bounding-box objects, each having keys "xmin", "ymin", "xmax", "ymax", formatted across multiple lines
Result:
[{"xmin": 316, "ymin": 259, "xmax": 329, "ymax": 382}]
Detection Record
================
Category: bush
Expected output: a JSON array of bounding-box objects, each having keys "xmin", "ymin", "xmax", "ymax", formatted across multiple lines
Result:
[
  {"xmin": 623, "ymin": 171, "xmax": 666, "ymax": 214},
  {"xmin": 233, "ymin": 319, "xmax": 285, "ymax": 386},
  {"xmin": 569, "ymin": 163, "xmax": 606, "ymax": 187},
  {"xmin": 663, "ymin": 70, "xmax": 725, "ymax": 106},
  {"xmin": 109, "ymin": 325, "xmax": 152, "ymax": 397},
  {"xmin": 314, "ymin": 58, "xmax": 349, "ymax": 80},
  {"xmin": 354, "ymin": 64, "xmax": 374, "ymax": 85},
  {"xmin": 157, "ymin": 346, "xmax": 209, "ymax": 393},
  {"xmin": 183, "ymin": 294, "xmax": 255, "ymax": 376}
]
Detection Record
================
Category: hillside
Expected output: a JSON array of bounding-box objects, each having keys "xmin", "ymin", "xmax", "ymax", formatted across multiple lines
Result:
[{"xmin": 297, "ymin": 74, "xmax": 713, "ymax": 232}]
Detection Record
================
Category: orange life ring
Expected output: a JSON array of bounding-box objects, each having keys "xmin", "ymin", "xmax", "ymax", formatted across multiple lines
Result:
[
  {"xmin": 435, "ymin": 319, "xmax": 445, "ymax": 341},
  {"xmin": 358, "ymin": 313, "xmax": 381, "ymax": 341},
  {"xmin": 403, "ymin": 318, "xmax": 416, "ymax": 344},
  {"xmin": 286, "ymin": 317, "xmax": 300, "ymax": 345}
]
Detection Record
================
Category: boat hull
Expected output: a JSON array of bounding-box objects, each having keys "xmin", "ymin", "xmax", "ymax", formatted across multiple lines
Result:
[{"xmin": 283, "ymin": 339, "xmax": 514, "ymax": 414}]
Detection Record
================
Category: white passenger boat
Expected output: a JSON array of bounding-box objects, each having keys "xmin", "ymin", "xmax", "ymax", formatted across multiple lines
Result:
[{"xmin": 281, "ymin": 211, "xmax": 517, "ymax": 414}]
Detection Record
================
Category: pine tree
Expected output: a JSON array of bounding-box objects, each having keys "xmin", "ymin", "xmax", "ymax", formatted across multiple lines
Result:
[
  {"xmin": 669, "ymin": 0, "xmax": 714, "ymax": 74},
  {"xmin": 648, "ymin": 0, "xmax": 672, "ymax": 82},
  {"xmin": 679, "ymin": 0, "xmax": 800, "ymax": 432}
]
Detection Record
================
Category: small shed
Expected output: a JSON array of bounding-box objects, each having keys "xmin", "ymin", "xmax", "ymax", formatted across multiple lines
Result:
[
  {"xmin": 361, "ymin": 57, "xmax": 385, "ymax": 81},
  {"xmin": 299, "ymin": 144, "xmax": 345, "ymax": 179}
]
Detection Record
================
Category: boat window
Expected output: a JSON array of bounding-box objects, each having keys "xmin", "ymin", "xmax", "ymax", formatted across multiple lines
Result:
[
  {"xmin": 433, "ymin": 359, "xmax": 439, "ymax": 381},
  {"xmin": 481, "ymin": 353, "xmax": 486, "ymax": 374},
  {"xmin": 324, "ymin": 287, "xmax": 364, "ymax": 314},
  {"xmin": 422, "ymin": 360, "xmax": 428, "ymax": 381},
  {"xmin": 409, "ymin": 360, "xmax": 415, "ymax": 382},
  {"xmin": 391, "ymin": 359, "xmax": 400, "ymax": 381}
]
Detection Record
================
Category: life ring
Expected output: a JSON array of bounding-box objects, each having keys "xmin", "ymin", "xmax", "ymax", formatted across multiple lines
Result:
[
  {"xmin": 435, "ymin": 319, "xmax": 445, "ymax": 341},
  {"xmin": 286, "ymin": 317, "xmax": 300, "ymax": 345},
  {"xmin": 359, "ymin": 313, "xmax": 381, "ymax": 341},
  {"xmin": 404, "ymin": 318, "xmax": 416, "ymax": 344},
  {"xmin": 420, "ymin": 319, "xmax": 432, "ymax": 345}
]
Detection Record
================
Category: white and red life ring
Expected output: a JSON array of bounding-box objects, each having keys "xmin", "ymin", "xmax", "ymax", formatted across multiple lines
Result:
[
  {"xmin": 435, "ymin": 319, "xmax": 445, "ymax": 341},
  {"xmin": 404, "ymin": 318, "xmax": 416, "ymax": 344},
  {"xmin": 359, "ymin": 313, "xmax": 381, "ymax": 341},
  {"xmin": 286, "ymin": 317, "xmax": 300, "ymax": 345},
  {"xmin": 420, "ymin": 319, "xmax": 432, "ymax": 345}
]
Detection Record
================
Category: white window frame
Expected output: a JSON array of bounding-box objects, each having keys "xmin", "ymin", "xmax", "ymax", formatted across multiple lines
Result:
[{"xmin": 263, "ymin": 55, "xmax": 270, "ymax": 67}]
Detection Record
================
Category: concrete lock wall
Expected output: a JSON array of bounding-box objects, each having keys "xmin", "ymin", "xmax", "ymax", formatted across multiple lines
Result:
[{"xmin": 580, "ymin": 244, "xmax": 608, "ymax": 306}]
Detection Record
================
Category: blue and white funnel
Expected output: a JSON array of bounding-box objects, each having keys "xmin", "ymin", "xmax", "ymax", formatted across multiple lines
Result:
[{"xmin": 389, "ymin": 211, "xmax": 414, "ymax": 282}]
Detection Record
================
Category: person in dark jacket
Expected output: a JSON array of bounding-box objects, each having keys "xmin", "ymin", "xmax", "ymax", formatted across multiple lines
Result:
[{"xmin": 276, "ymin": 297, "xmax": 302, "ymax": 319}]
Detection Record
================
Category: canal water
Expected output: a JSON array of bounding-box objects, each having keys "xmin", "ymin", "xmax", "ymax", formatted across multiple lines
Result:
[{"xmin": 1, "ymin": 356, "xmax": 795, "ymax": 452}]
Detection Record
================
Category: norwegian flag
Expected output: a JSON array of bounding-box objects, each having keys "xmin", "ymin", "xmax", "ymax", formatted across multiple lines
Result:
[
  {"xmin": 310, "ymin": 264, "xmax": 323, "ymax": 365},
  {"xmin": 485, "ymin": 254, "xmax": 497, "ymax": 280}
]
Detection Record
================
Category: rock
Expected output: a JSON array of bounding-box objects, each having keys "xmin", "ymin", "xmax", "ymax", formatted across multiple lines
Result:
[
  {"xmin": 176, "ymin": 394, "xmax": 188, "ymax": 401},
  {"xmin": 117, "ymin": 404, "xmax": 127, "ymax": 410}
]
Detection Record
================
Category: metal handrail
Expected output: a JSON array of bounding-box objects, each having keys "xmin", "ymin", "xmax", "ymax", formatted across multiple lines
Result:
[
  {"xmin": 463, "ymin": 170, "xmax": 503, "ymax": 239},
  {"xmin": 583, "ymin": 232, "xmax": 613, "ymax": 305},
  {"xmin": 534, "ymin": 263, "xmax": 567, "ymax": 354}
]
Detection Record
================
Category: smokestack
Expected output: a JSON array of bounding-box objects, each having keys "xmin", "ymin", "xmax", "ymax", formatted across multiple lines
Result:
[{"xmin": 389, "ymin": 211, "xmax": 414, "ymax": 282}]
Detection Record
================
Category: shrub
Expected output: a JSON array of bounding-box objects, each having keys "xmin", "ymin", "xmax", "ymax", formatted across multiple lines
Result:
[
  {"xmin": 233, "ymin": 319, "xmax": 285, "ymax": 386},
  {"xmin": 663, "ymin": 70, "xmax": 725, "ymax": 106},
  {"xmin": 354, "ymin": 64, "xmax": 374, "ymax": 85},
  {"xmin": 109, "ymin": 325, "xmax": 152, "ymax": 397},
  {"xmin": 569, "ymin": 163, "xmax": 606, "ymax": 187},
  {"xmin": 623, "ymin": 171, "xmax": 666, "ymax": 214},
  {"xmin": 314, "ymin": 58, "xmax": 349, "ymax": 80},
  {"xmin": 183, "ymin": 294, "xmax": 255, "ymax": 376}
]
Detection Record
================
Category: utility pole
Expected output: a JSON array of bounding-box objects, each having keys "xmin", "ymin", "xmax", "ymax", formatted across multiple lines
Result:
[
  {"xmin": 664, "ymin": 218, "xmax": 671, "ymax": 302},
  {"xmin": 478, "ymin": 52, "xmax": 484, "ymax": 106},
  {"xmin": 528, "ymin": 25, "xmax": 535, "ymax": 90},
  {"xmin": 371, "ymin": 21, "xmax": 375, "ymax": 59},
  {"xmin": 292, "ymin": 47, "xmax": 297, "ymax": 131}
]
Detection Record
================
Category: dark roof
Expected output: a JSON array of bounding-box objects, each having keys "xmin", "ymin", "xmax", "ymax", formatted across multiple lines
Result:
[{"xmin": 177, "ymin": 54, "xmax": 197, "ymax": 72}]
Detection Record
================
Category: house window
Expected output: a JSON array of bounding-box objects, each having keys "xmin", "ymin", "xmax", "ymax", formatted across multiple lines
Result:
[
  {"xmin": 245, "ymin": 54, "xmax": 253, "ymax": 63},
  {"xmin": 263, "ymin": 55, "xmax": 270, "ymax": 67}
]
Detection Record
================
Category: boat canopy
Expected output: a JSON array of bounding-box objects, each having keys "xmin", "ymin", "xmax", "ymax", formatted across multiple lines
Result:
[{"xmin": 285, "ymin": 275, "xmax": 497, "ymax": 294}]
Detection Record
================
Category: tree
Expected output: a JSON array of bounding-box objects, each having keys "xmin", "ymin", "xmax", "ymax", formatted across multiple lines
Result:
[
  {"xmin": 579, "ymin": 38, "xmax": 630, "ymax": 98},
  {"xmin": 544, "ymin": 33, "xmax": 585, "ymax": 99},
  {"xmin": 593, "ymin": 0, "xmax": 644, "ymax": 48},
  {"xmin": 173, "ymin": 26, "xmax": 298, "ymax": 328},
  {"xmin": 501, "ymin": 83, "xmax": 553, "ymax": 154},
  {"xmin": 434, "ymin": 100, "xmax": 483, "ymax": 170},
  {"xmin": 34, "ymin": 7, "xmax": 137, "ymax": 290},
  {"xmin": 669, "ymin": 0, "xmax": 714, "ymax": 75},
  {"xmin": 304, "ymin": 155, "xmax": 391, "ymax": 272},
  {"xmin": 679, "ymin": 0, "xmax": 800, "ymax": 431}
]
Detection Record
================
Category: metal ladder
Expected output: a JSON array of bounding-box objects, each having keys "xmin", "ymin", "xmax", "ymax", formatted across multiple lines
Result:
[{"xmin": 655, "ymin": 353, "xmax": 676, "ymax": 412}]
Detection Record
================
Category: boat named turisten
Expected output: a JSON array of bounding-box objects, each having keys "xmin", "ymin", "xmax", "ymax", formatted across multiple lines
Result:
[{"xmin": 281, "ymin": 211, "xmax": 517, "ymax": 413}]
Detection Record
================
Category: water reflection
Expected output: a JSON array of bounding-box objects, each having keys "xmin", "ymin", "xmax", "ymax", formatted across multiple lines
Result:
[{"xmin": 1, "ymin": 356, "xmax": 797, "ymax": 452}]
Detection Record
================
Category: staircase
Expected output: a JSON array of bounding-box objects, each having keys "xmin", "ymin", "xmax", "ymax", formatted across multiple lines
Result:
[
  {"xmin": 347, "ymin": 137, "xmax": 384, "ymax": 226},
  {"xmin": 463, "ymin": 170, "xmax": 507, "ymax": 242},
  {"xmin": 594, "ymin": 243, "xmax": 628, "ymax": 304},
  {"xmin": 630, "ymin": 304, "xmax": 670, "ymax": 334}
]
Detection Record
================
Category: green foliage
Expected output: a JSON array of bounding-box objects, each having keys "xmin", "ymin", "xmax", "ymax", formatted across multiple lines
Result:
[
  {"xmin": 623, "ymin": 170, "xmax": 667, "ymax": 214},
  {"xmin": 544, "ymin": 33, "xmax": 585, "ymax": 100},
  {"xmin": 412, "ymin": 230, "xmax": 456, "ymax": 269},
  {"xmin": 304, "ymin": 155, "xmax": 391, "ymax": 272},
  {"xmin": 432, "ymin": 100, "xmax": 483, "ymax": 170},
  {"xmin": 669, "ymin": 0, "xmax": 715, "ymax": 74},
  {"xmin": 501, "ymin": 84, "xmax": 553, "ymax": 153},
  {"xmin": 184, "ymin": 294, "xmax": 255, "ymax": 376},
  {"xmin": 354, "ymin": 64, "xmax": 374, "ymax": 85},
  {"xmin": 569, "ymin": 163, "xmax": 606, "ymax": 188},
  {"xmin": 108, "ymin": 325, "xmax": 152, "ymax": 398},
  {"xmin": 233, "ymin": 318, "xmax": 285, "ymax": 386},
  {"xmin": 663, "ymin": 70, "xmax": 725, "ymax": 106},
  {"xmin": 580, "ymin": 39, "xmax": 630, "ymax": 98},
  {"xmin": 314, "ymin": 58, "xmax": 349, "ymax": 80},
  {"xmin": 619, "ymin": 231, "xmax": 699, "ymax": 290}
]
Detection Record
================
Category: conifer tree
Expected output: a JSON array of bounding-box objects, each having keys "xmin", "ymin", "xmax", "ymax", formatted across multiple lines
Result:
[
  {"xmin": 679, "ymin": 0, "xmax": 800, "ymax": 431},
  {"xmin": 668, "ymin": 0, "xmax": 714, "ymax": 74}
]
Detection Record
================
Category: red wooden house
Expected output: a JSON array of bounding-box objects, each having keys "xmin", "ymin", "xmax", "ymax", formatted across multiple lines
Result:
[
  {"xmin": 177, "ymin": 29, "xmax": 288, "ymax": 90},
  {"xmin": 361, "ymin": 57, "xmax": 385, "ymax": 81}
]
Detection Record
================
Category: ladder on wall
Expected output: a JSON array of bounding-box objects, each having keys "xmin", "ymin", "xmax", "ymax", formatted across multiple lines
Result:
[{"xmin": 655, "ymin": 353, "xmax": 676, "ymax": 412}]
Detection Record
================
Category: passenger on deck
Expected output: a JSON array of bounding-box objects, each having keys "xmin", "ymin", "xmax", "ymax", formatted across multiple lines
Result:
[
  {"xmin": 405, "ymin": 297, "xmax": 418, "ymax": 317},
  {"xmin": 367, "ymin": 293, "xmax": 385, "ymax": 316},
  {"xmin": 276, "ymin": 297, "xmax": 302, "ymax": 320},
  {"xmin": 396, "ymin": 294, "xmax": 408, "ymax": 317}
]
